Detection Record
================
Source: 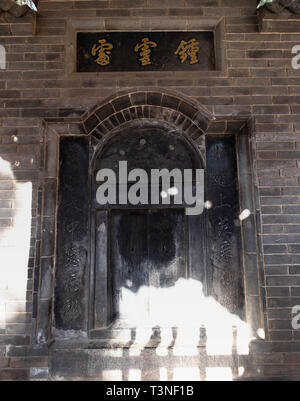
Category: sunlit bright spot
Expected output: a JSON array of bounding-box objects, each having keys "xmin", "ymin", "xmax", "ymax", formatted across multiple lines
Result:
[
  {"xmin": 0, "ymin": 158, "xmax": 32, "ymax": 323},
  {"xmin": 157, "ymin": 327, "xmax": 173, "ymax": 348},
  {"xmin": 128, "ymin": 347, "xmax": 141, "ymax": 357},
  {"xmin": 118, "ymin": 278, "xmax": 250, "ymax": 356},
  {"xmin": 204, "ymin": 200, "xmax": 213, "ymax": 209},
  {"xmin": 167, "ymin": 187, "xmax": 178, "ymax": 196},
  {"xmin": 172, "ymin": 344, "xmax": 199, "ymax": 356},
  {"xmin": 173, "ymin": 327, "xmax": 199, "ymax": 355},
  {"xmin": 156, "ymin": 346, "xmax": 169, "ymax": 356},
  {"xmin": 134, "ymin": 327, "xmax": 154, "ymax": 347},
  {"xmin": 238, "ymin": 366, "xmax": 245, "ymax": 377},
  {"xmin": 103, "ymin": 349, "xmax": 123, "ymax": 357},
  {"xmin": 206, "ymin": 367, "xmax": 233, "ymax": 381},
  {"xmin": 0, "ymin": 157, "xmax": 14, "ymax": 178},
  {"xmin": 0, "ymin": 302, "xmax": 5, "ymax": 326},
  {"xmin": 257, "ymin": 328, "xmax": 265, "ymax": 339},
  {"xmin": 102, "ymin": 369, "xmax": 122, "ymax": 380},
  {"xmin": 159, "ymin": 367, "xmax": 168, "ymax": 381},
  {"xmin": 128, "ymin": 369, "xmax": 141, "ymax": 381},
  {"xmin": 117, "ymin": 330, "xmax": 132, "ymax": 342},
  {"xmin": 160, "ymin": 190, "xmax": 168, "ymax": 199},
  {"xmin": 239, "ymin": 209, "xmax": 251, "ymax": 221},
  {"xmin": 173, "ymin": 367, "xmax": 200, "ymax": 381}
]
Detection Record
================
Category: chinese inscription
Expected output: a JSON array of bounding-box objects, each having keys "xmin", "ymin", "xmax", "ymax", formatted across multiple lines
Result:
[
  {"xmin": 77, "ymin": 32, "xmax": 215, "ymax": 72},
  {"xmin": 55, "ymin": 137, "xmax": 89, "ymax": 331},
  {"xmin": 174, "ymin": 38, "xmax": 200, "ymax": 65},
  {"xmin": 91, "ymin": 39, "xmax": 113, "ymax": 66},
  {"xmin": 134, "ymin": 37, "xmax": 157, "ymax": 66},
  {"xmin": 206, "ymin": 135, "xmax": 244, "ymax": 317}
]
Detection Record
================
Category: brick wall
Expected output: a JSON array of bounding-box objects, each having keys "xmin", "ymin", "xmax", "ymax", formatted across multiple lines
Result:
[{"xmin": 0, "ymin": 0, "xmax": 300, "ymax": 380}]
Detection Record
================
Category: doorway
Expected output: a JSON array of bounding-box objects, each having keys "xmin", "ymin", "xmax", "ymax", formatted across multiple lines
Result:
[{"xmin": 110, "ymin": 208, "xmax": 187, "ymax": 325}]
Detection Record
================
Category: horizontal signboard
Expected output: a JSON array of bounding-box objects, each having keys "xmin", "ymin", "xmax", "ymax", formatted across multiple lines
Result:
[{"xmin": 77, "ymin": 31, "xmax": 215, "ymax": 72}]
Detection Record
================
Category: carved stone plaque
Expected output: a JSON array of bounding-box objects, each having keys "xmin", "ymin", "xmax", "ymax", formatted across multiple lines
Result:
[
  {"xmin": 206, "ymin": 135, "xmax": 244, "ymax": 319},
  {"xmin": 55, "ymin": 137, "xmax": 89, "ymax": 331},
  {"xmin": 77, "ymin": 31, "xmax": 215, "ymax": 72}
]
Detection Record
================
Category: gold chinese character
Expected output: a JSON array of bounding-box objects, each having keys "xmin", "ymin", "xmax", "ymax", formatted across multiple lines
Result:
[
  {"xmin": 134, "ymin": 37, "xmax": 157, "ymax": 66},
  {"xmin": 91, "ymin": 39, "xmax": 113, "ymax": 66},
  {"xmin": 174, "ymin": 38, "xmax": 200, "ymax": 65}
]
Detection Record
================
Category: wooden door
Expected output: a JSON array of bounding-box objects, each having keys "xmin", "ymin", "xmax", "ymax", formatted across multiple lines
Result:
[{"xmin": 110, "ymin": 208, "xmax": 187, "ymax": 324}]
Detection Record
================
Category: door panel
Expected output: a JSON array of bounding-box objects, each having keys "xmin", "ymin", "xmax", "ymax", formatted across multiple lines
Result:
[
  {"xmin": 147, "ymin": 210, "xmax": 186, "ymax": 288},
  {"xmin": 110, "ymin": 211, "xmax": 148, "ymax": 320},
  {"xmin": 110, "ymin": 209, "xmax": 186, "ymax": 323}
]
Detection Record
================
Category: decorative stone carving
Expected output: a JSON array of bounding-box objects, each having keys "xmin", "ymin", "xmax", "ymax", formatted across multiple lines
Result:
[{"xmin": 60, "ymin": 245, "xmax": 82, "ymax": 322}]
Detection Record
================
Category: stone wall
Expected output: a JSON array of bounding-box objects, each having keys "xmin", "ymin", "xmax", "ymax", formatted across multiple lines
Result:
[{"xmin": 0, "ymin": 0, "xmax": 300, "ymax": 380}]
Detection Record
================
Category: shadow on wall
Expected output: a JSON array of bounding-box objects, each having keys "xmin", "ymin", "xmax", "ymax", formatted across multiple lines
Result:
[
  {"xmin": 98, "ymin": 279, "xmax": 252, "ymax": 381},
  {"xmin": 52, "ymin": 282, "xmax": 253, "ymax": 380},
  {"xmin": 86, "ymin": 326, "xmax": 247, "ymax": 381},
  {"xmin": 116, "ymin": 278, "xmax": 250, "ymax": 356},
  {"xmin": 0, "ymin": 156, "xmax": 32, "ymax": 329}
]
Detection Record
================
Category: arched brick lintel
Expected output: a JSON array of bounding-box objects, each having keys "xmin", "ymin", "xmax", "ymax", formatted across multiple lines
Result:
[{"xmin": 82, "ymin": 90, "xmax": 214, "ymax": 142}]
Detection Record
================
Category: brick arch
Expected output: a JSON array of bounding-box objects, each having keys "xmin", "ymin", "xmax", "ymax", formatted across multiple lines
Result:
[{"xmin": 82, "ymin": 89, "xmax": 214, "ymax": 143}]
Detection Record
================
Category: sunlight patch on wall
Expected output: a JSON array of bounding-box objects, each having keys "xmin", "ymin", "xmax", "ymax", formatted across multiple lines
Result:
[
  {"xmin": 0, "ymin": 157, "xmax": 32, "ymax": 323},
  {"xmin": 102, "ymin": 369, "xmax": 122, "ymax": 380},
  {"xmin": 206, "ymin": 367, "xmax": 232, "ymax": 381},
  {"xmin": 128, "ymin": 369, "xmax": 141, "ymax": 380},
  {"xmin": 173, "ymin": 367, "xmax": 200, "ymax": 380},
  {"xmin": 119, "ymin": 278, "xmax": 251, "ymax": 356},
  {"xmin": 159, "ymin": 367, "xmax": 168, "ymax": 380}
]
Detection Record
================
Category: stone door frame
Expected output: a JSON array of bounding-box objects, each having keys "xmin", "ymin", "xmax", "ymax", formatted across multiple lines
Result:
[{"xmin": 34, "ymin": 88, "xmax": 264, "ymax": 346}]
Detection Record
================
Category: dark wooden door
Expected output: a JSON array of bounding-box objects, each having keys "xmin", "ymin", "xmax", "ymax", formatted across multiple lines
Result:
[{"xmin": 110, "ymin": 208, "xmax": 187, "ymax": 323}]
